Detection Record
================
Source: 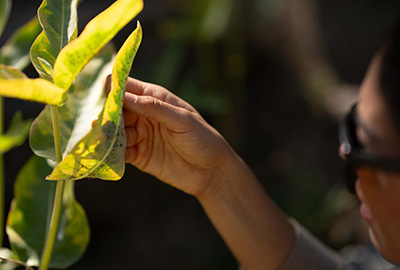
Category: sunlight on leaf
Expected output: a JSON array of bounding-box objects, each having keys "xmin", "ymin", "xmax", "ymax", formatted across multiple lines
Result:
[
  {"xmin": 0, "ymin": 17, "xmax": 42, "ymax": 70},
  {"xmin": 53, "ymin": 0, "xmax": 143, "ymax": 90},
  {"xmin": 6, "ymin": 156, "xmax": 90, "ymax": 269},
  {"xmin": 48, "ymin": 22, "xmax": 142, "ymax": 180},
  {"xmin": 0, "ymin": 79, "xmax": 65, "ymax": 105},
  {"xmin": 0, "ymin": 112, "xmax": 31, "ymax": 154},
  {"xmin": 30, "ymin": 45, "xmax": 115, "ymax": 162}
]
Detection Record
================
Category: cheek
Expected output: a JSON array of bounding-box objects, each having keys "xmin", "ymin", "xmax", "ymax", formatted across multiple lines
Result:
[
  {"xmin": 362, "ymin": 171, "xmax": 400, "ymax": 217},
  {"xmin": 359, "ymin": 170, "xmax": 400, "ymax": 263}
]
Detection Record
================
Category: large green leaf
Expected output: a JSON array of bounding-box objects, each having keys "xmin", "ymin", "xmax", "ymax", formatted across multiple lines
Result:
[
  {"xmin": 30, "ymin": 0, "xmax": 78, "ymax": 82},
  {"xmin": 0, "ymin": 17, "xmax": 42, "ymax": 70},
  {"xmin": 30, "ymin": 45, "xmax": 115, "ymax": 161},
  {"xmin": 0, "ymin": 112, "xmax": 31, "ymax": 154},
  {"xmin": 6, "ymin": 156, "xmax": 90, "ymax": 268},
  {"xmin": 38, "ymin": 0, "xmax": 78, "ymax": 54},
  {"xmin": 48, "ymin": 22, "xmax": 142, "ymax": 180},
  {"xmin": 53, "ymin": 0, "xmax": 143, "ymax": 90},
  {"xmin": 0, "ymin": 0, "xmax": 11, "ymax": 38},
  {"xmin": 0, "ymin": 64, "xmax": 65, "ymax": 105}
]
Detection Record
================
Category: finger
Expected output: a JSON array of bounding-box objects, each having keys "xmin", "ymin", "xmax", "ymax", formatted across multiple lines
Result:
[
  {"xmin": 106, "ymin": 75, "xmax": 197, "ymax": 113},
  {"xmin": 125, "ymin": 126, "xmax": 138, "ymax": 148},
  {"xmin": 125, "ymin": 146, "xmax": 137, "ymax": 165},
  {"xmin": 124, "ymin": 109, "xmax": 138, "ymax": 127},
  {"xmin": 125, "ymin": 77, "xmax": 197, "ymax": 113},
  {"xmin": 124, "ymin": 92, "xmax": 195, "ymax": 132}
]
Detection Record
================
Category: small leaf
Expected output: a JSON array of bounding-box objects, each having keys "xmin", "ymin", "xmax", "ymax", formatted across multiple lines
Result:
[
  {"xmin": 0, "ymin": 64, "xmax": 66, "ymax": 105},
  {"xmin": 48, "ymin": 22, "xmax": 142, "ymax": 180},
  {"xmin": 30, "ymin": 45, "xmax": 115, "ymax": 161},
  {"xmin": 0, "ymin": 112, "xmax": 31, "ymax": 154},
  {"xmin": 53, "ymin": 0, "xmax": 143, "ymax": 90},
  {"xmin": 6, "ymin": 156, "xmax": 90, "ymax": 269},
  {"xmin": 0, "ymin": 64, "xmax": 26, "ymax": 79},
  {"xmin": 30, "ymin": 31, "xmax": 57, "ymax": 81},
  {"xmin": 0, "ymin": 0, "xmax": 11, "ymax": 37},
  {"xmin": 38, "ymin": 0, "xmax": 78, "ymax": 54},
  {"xmin": 0, "ymin": 17, "xmax": 42, "ymax": 70}
]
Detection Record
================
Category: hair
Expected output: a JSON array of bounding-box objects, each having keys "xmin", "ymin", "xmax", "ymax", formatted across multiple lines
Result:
[{"xmin": 379, "ymin": 19, "xmax": 400, "ymax": 135}]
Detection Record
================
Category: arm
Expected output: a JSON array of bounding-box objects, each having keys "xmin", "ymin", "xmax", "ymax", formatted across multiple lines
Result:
[{"xmin": 117, "ymin": 77, "xmax": 295, "ymax": 270}]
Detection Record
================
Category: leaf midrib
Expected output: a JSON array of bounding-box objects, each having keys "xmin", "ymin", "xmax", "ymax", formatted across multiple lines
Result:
[{"xmin": 59, "ymin": 0, "xmax": 65, "ymax": 52}]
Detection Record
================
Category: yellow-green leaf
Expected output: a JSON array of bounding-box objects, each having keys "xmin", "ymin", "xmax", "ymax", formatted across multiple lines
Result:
[
  {"xmin": 30, "ymin": 45, "xmax": 115, "ymax": 161},
  {"xmin": 0, "ymin": 64, "xmax": 65, "ymax": 104},
  {"xmin": 53, "ymin": 0, "xmax": 143, "ymax": 90},
  {"xmin": 0, "ymin": 78, "xmax": 65, "ymax": 105},
  {"xmin": 48, "ymin": 22, "xmax": 142, "ymax": 180},
  {"xmin": 30, "ymin": 31, "xmax": 57, "ymax": 81}
]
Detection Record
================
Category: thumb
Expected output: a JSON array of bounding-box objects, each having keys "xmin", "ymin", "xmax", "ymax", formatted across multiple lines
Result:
[{"xmin": 124, "ymin": 92, "xmax": 194, "ymax": 132}]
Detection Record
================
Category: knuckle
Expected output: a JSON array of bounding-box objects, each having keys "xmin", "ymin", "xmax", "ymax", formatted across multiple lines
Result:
[{"xmin": 180, "ymin": 110, "xmax": 197, "ymax": 126}]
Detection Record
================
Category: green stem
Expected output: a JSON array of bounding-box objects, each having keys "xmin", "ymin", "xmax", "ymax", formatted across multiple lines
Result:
[
  {"xmin": 0, "ymin": 96, "xmax": 3, "ymax": 247},
  {"xmin": 39, "ymin": 105, "xmax": 65, "ymax": 270}
]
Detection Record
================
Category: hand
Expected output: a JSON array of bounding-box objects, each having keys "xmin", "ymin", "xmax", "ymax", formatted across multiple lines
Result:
[{"xmin": 114, "ymin": 77, "xmax": 237, "ymax": 197}]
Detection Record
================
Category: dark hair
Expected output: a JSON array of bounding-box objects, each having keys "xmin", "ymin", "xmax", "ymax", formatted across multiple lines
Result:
[{"xmin": 380, "ymin": 19, "xmax": 400, "ymax": 135}]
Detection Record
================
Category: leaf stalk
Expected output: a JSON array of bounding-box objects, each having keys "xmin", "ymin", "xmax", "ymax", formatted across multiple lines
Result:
[{"xmin": 39, "ymin": 105, "xmax": 65, "ymax": 270}]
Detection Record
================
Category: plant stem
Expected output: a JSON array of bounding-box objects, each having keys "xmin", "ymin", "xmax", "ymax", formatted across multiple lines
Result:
[
  {"xmin": 49, "ymin": 105, "xmax": 63, "ymax": 163},
  {"xmin": 0, "ymin": 96, "xmax": 4, "ymax": 247},
  {"xmin": 39, "ymin": 105, "xmax": 65, "ymax": 270}
]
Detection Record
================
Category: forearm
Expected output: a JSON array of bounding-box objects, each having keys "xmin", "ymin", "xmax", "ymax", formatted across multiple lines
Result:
[{"xmin": 197, "ymin": 153, "xmax": 295, "ymax": 270}]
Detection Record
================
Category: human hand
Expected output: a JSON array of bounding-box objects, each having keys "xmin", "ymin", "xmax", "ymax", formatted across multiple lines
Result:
[{"xmin": 107, "ymin": 77, "xmax": 237, "ymax": 197}]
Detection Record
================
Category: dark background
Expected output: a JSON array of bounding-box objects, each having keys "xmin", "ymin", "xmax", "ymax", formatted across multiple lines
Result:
[{"xmin": 1, "ymin": 0, "xmax": 400, "ymax": 269}]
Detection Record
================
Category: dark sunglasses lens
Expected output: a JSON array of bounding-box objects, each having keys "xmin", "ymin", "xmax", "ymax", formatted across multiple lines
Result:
[{"xmin": 345, "ymin": 164, "xmax": 357, "ymax": 194}]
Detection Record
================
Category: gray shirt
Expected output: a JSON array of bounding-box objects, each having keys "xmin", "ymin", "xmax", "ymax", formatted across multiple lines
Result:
[{"xmin": 276, "ymin": 220, "xmax": 399, "ymax": 270}]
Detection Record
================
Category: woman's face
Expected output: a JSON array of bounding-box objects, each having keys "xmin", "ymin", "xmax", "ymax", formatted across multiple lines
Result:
[{"xmin": 356, "ymin": 52, "xmax": 400, "ymax": 265}]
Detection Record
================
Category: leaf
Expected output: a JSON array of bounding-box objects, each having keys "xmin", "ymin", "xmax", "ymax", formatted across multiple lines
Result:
[
  {"xmin": 53, "ymin": 0, "xmax": 143, "ymax": 90},
  {"xmin": 0, "ymin": 17, "xmax": 42, "ymax": 70},
  {"xmin": 38, "ymin": 0, "xmax": 78, "ymax": 54},
  {"xmin": 0, "ymin": 0, "xmax": 11, "ymax": 37},
  {"xmin": 30, "ymin": 31, "xmax": 57, "ymax": 81},
  {"xmin": 30, "ymin": 45, "xmax": 115, "ymax": 161},
  {"xmin": 0, "ymin": 64, "xmax": 25, "ymax": 79},
  {"xmin": 0, "ymin": 64, "xmax": 66, "ymax": 105},
  {"xmin": 47, "ymin": 22, "xmax": 142, "ymax": 180},
  {"xmin": 6, "ymin": 156, "xmax": 90, "ymax": 269},
  {"xmin": 30, "ymin": 0, "xmax": 79, "ymax": 82},
  {"xmin": 0, "ymin": 112, "xmax": 31, "ymax": 154}
]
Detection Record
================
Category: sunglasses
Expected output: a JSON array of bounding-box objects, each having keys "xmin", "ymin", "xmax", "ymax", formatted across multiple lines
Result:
[{"xmin": 338, "ymin": 103, "xmax": 400, "ymax": 193}]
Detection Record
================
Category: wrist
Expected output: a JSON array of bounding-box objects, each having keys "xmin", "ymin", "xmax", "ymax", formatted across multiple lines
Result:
[{"xmin": 195, "ymin": 149, "xmax": 253, "ymax": 202}]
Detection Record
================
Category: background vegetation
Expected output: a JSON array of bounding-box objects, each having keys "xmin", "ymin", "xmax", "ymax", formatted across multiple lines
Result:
[{"xmin": 1, "ymin": 0, "xmax": 400, "ymax": 269}]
